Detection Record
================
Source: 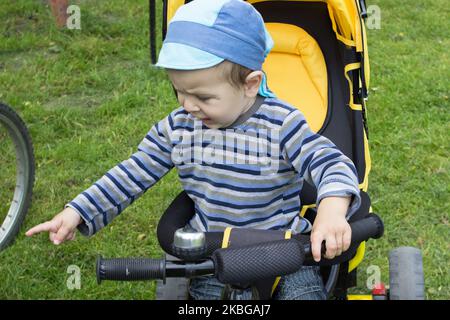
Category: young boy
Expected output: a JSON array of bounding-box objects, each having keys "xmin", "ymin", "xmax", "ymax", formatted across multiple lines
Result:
[{"xmin": 26, "ymin": 0, "xmax": 361, "ymax": 300}]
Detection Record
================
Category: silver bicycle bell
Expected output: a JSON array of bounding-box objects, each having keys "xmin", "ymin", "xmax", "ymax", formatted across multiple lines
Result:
[{"xmin": 172, "ymin": 226, "xmax": 207, "ymax": 261}]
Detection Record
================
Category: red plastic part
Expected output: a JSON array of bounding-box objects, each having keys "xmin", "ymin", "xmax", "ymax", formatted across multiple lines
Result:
[{"xmin": 372, "ymin": 282, "xmax": 387, "ymax": 296}]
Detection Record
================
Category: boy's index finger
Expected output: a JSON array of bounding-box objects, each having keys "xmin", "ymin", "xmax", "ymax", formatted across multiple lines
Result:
[
  {"xmin": 25, "ymin": 221, "xmax": 58, "ymax": 237},
  {"xmin": 311, "ymin": 232, "xmax": 324, "ymax": 262}
]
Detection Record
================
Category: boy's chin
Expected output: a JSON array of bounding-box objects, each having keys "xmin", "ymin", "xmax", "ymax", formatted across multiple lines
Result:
[
  {"xmin": 201, "ymin": 118, "xmax": 236, "ymax": 129},
  {"xmin": 202, "ymin": 120, "xmax": 222, "ymax": 129},
  {"xmin": 204, "ymin": 123, "xmax": 222, "ymax": 129}
]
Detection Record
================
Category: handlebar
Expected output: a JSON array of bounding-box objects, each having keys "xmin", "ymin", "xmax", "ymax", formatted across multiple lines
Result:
[{"xmin": 97, "ymin": 214, "xmax": 383, "ymax": 284}]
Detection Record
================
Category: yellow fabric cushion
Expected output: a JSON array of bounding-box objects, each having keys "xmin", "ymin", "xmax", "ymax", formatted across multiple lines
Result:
[{"xmin": 263, "ymin": 23, "xmax": 328, "ymax": 133}]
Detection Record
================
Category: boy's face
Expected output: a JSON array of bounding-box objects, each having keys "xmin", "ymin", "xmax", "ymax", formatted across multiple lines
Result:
[{"xmin": 167, "ymin": 62, "xmax": 262, "ymax": 129}]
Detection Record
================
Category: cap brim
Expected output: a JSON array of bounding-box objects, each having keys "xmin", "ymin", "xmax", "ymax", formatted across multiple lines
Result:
[{"xmin": 155, "ymin": 43, "xmax": 224, "ymax": 70}]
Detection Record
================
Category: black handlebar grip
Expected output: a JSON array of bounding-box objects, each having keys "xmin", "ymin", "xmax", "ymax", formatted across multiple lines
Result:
[
  {"xmin": 96, "ymin": 256, "xmax": 165, "ymax": 284},
  {"xmin": 212, "ymin": 239, "xmax": 304, "ymax": 285},
  {"xmin": 350, "ymin": 214, "xmax": 384, "ymax": 244}
]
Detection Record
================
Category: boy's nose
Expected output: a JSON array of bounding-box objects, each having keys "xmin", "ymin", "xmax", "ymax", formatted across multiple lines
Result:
[{"xmin": 183, "ymin": 99, "xmax": 200, "ymax": 114}]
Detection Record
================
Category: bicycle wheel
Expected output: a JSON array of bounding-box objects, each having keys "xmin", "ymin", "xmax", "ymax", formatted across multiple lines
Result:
[
  {"xmin": 389, "ymin": 247, "xmax": 425, "ymax": 300},
  {"xmin": 0, "ymin": 102, "xmax": 35, "ymax": 251}
]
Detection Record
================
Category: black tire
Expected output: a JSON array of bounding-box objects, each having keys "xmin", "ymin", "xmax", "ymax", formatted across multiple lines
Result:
[
  {"xmin": 155, "ymin": 254, "xmax": 189, "ymax": 300},
  {"xmin": 0, "ymin": 102, "xmax": 35, "ymax": 251},
  {"xmin": 389, "ymin": 247, "xmax": 425, "ymax": 300}
]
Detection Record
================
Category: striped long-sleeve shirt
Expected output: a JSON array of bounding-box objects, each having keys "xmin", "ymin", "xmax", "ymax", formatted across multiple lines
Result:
[{"xmin": 67, "ymin": 95, "xmax": 361, "ymax": 236}]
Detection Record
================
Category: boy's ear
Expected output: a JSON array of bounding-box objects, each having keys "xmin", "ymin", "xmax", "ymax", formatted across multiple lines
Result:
[{"xmin": 244, "ymin": 71, "xmax": 263, "ymax": 98}]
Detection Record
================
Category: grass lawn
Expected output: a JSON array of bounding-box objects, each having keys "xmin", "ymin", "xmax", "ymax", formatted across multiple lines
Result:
[{"xmin": 0, "ymin": 0, "xmax": 448, "ymax": 299}]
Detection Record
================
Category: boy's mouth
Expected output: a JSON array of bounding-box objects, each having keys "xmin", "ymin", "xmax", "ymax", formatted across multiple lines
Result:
[{"xmin": 193, "ymin": 114, "xmax": 210, "ymax": 121}]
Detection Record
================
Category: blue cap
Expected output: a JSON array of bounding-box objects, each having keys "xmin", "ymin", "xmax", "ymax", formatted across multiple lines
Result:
[{"xmin": 155, "ymin": 0, "xmax": 276, "ymax": 98}]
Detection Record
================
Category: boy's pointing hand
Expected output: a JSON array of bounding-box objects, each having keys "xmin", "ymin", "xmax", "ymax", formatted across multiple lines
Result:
[{"xmin": 25, "ymin": 207, "xmax": 82, "ymax": 245}]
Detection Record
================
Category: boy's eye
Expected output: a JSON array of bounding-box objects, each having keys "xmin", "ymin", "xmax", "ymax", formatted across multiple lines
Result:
[{"xmin": 176, "ymin": 91, "xmax": 210, "ymax": 102}]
